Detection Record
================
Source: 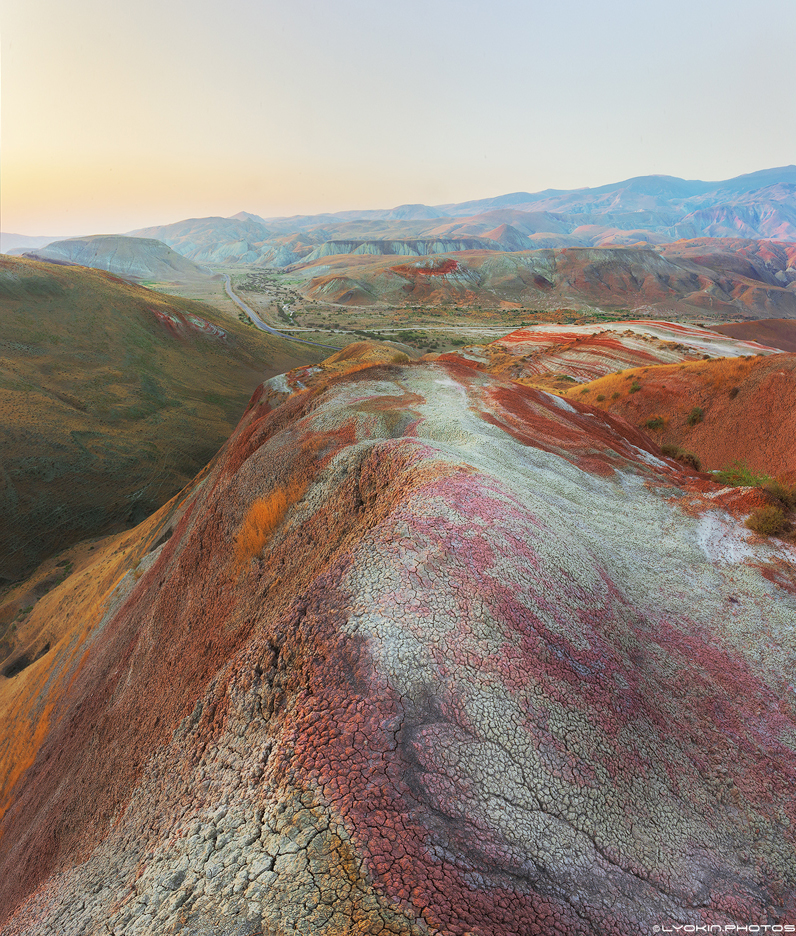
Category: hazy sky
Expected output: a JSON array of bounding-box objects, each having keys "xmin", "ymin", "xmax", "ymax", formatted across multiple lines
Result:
[{"xmin": 3, "ymin": 0, "xmax": 795, "ymax": 235}]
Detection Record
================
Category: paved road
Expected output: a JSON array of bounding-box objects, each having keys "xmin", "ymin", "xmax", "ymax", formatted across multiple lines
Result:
[{"xmin": 222, "ymin": 275, "xmax": 340, "ymax": 351}]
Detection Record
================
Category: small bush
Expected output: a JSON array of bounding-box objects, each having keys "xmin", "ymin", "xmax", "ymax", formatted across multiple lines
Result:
[
  {"xmin": 729, "ymin": 386, "xmax": 740, "ymax": 399},
  {"xmin": 763, "ymin": 480, "xmax": 796, "ymax": 511},
  {"xmin": 661, "ymin": 444, "xmax": 701, "ymax": 471},
  {"xmin": 687, "ymin": 406, "xmax": 703, "ymax": 426},
  {"xmin": 677, "ymin": 451, "xmax": 702, "ymax": 471},
  {"xmin": 596, "ymin": 394, "xmax": 606, "ymax": 402},
  {"xmin": 746, "ymin": 506, "xmax": 787, "ymax": 536},
  {"xmin": 629, "ymin": 381, "xmax": 641, "ymax": 393},
  {"xmin": 645, "ymin": 416, "xmax": 664, "ymax": 430},
  {"xmin": 713, "ymin": 461, "xmax": 772, "ymax": 488},
  {"xmin": 611, "ymin": 391, "xmax": 620, "ymax": 400},
  {"xmin": 579, "ymin": 388, "xmax": 589, "ymax": 394}
]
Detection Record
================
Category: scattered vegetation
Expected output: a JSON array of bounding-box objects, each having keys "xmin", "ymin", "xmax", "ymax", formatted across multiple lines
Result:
[
  {"xmin": 629, "ymin": 381, "xmax": 641, "ymax": 393},
  {"xmin": 687, "ymin": 406, "xmax": 704, "ymax": 426},
  {"xmin": 596, "ymin": 394, "xmax": 606, "ymax": 401},
  {"xmin": 746, "ymin": 506, "xmax": 787, "ymax": 536},
  {"xmin": 763, "ymin": 480, "xmax": 796, "ymax": 511},
  {"xmin": 711, "ymin": 462, "xmax": 796, "ymax": 537},
  {"xmin": 645, "ymin": 416, "xmax": 664, "ymax": 430},
  {"xmin": 713, "ymin": 461, "xmax": 772, "ymax": 488}
]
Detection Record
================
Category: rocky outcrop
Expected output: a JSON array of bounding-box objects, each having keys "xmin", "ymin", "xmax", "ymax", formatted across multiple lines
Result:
[{"xmin": 1, "ymin": 339, "xmax": 794, "ymax": 934}]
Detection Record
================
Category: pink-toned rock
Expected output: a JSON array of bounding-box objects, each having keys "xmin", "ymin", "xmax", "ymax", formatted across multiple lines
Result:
[{"xmin": 0, "ymin": 349, "xmax": 794, "ymax": 935}]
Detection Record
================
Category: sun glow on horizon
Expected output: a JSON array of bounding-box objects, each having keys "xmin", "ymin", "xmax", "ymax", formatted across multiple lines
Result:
[{"xmin": 3, "ymin": 0, "xmax": 796, "ymax": 236}]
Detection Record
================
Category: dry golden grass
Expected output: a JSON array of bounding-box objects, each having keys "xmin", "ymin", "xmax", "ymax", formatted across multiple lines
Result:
[
  {"xmin": 569, "ymin": 355, "xmax": 760, "ymax": 405},
  {"xmin": 0, "ymin": 486, "xmax": 193, "ymax": 820},
  {"xmin": 234, "ymin": 481, "xmax": 307, "ymax": 567}
]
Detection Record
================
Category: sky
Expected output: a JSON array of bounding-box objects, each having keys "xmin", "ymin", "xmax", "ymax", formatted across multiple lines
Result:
[{"xmin": 2, "ymin": 0, "xmax": 795, "ymax": 236}]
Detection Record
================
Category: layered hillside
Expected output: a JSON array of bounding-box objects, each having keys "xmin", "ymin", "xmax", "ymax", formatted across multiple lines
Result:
[
  {"xmin": 1, "ymin": 340, "xmax": 794, "ymax": 934},
  {"xmin": 292, "ymin": 242, "xmax": 796, "ymax": 318},
  {"xmin": 0, "ymin": 256, "xmax": 325, "ymax": 582},
  {"xmin": 299, "ymin": 237, "xmax": 501, "ymax": 263},
  {"xmin": 423, "ymin": 320, "xmax": 779, "ymax": 390}
]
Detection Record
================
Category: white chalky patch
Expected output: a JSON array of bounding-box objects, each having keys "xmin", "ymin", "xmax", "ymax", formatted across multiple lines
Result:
[
  {"xmin": 264, "ymin": 373, "xmax": 291, "ymax": 395},
  {"xmin": 695, "ymin": 511, "xmax": 754, "ymax": 564},
  {"xmin": 628, "ymin": 444, "xmax": 670, "ymax": 469},
  {"xmin": 542, "ymin": 392, "xmax": 577, "ymax": 413}
]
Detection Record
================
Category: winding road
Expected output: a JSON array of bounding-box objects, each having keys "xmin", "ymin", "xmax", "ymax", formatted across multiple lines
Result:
[{"xmin": 222, "ymin": 275, "xmax": 340, "ymax": 351}]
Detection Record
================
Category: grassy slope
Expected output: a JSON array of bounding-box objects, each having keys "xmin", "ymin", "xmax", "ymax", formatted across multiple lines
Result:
[{"xmin": 0, "ymin": 256, "xmax": 324, "ymax": 583}]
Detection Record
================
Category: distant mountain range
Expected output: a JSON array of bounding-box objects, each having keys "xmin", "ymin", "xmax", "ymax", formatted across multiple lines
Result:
[
  {"xmin": 122, "ymin": 166, "xmax": 796, "ymax": 268},
  {"xmin": 3, "ymin": 166, "xmax": 795, "ymax": 274}
]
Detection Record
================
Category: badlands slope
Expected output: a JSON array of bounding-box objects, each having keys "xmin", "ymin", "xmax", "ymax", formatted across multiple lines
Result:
[
  {"xmin": 570, "ymin": 354, "xmax": 796, "ymax": 482},
  {"xmin": 0, "ymin": 328, "xmax": 794, "ymax": 935},
  {"xmin": 291, "ymin": 241, "xmax": 796, "ymax": 319},
  {"xmin": 430, "ymin": 320, "xmax": 796, "ymax": 480},
  {"xmin": 0, "ymin": 256, "xmax": 325, "ymax": 582}
]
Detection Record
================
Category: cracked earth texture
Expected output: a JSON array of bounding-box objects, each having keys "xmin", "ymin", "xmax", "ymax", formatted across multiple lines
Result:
[{"xmin": 1, "ymin": 349, "xmax": 795, "ymax": 935}]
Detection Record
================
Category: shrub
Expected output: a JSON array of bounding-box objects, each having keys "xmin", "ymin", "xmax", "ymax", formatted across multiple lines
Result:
[
  {"xmin": 629, "ymin": 381, "xmax": 641, "ymax": 393},
  {"xmin": 763, "ymin": 480, "xmax": 796, "ymax": 511},
  {"xmin": 677, "ymin": 451, "xmax": 702, "ymax": 471},
  {"xmin": 611, "ymin": 391, "xmax": 620, "ymax": 400},
  {"xmin": 729, "ymin": 386, "xmax": 740, "ymax": 399},
  {"xmin": 661, "ymin": 444, "xmax": 701, "ymax": 471},
  {"xmin": 645, "ymin": 416, "xmax": 664, "ymax": 430},
  {"xmin": 596, "ymin": 394, "xmax": 606, "ymax": 402},
  {"xmin": 687, "ymin": 406, "xmax": 703, "ymax": 426},
  {"xmin": 713, "ymin": 461, "xmax": 772, "ymax": 488},
  {"xmin": 746, "ymin": 506, "xmax": 787, "ymax": 536}
]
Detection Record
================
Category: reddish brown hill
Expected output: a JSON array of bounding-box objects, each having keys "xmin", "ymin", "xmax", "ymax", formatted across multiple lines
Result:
[
  {"xmin": 567, "ymin": 353, "xmax": 796, "ymax": 480},
  {"xmin": 1, "ymin": 343, "xmax": 795, "ymax": 933},
  {"xmin": 710, "ymin": 318, "xmax": 796, "ymax": 353}
]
